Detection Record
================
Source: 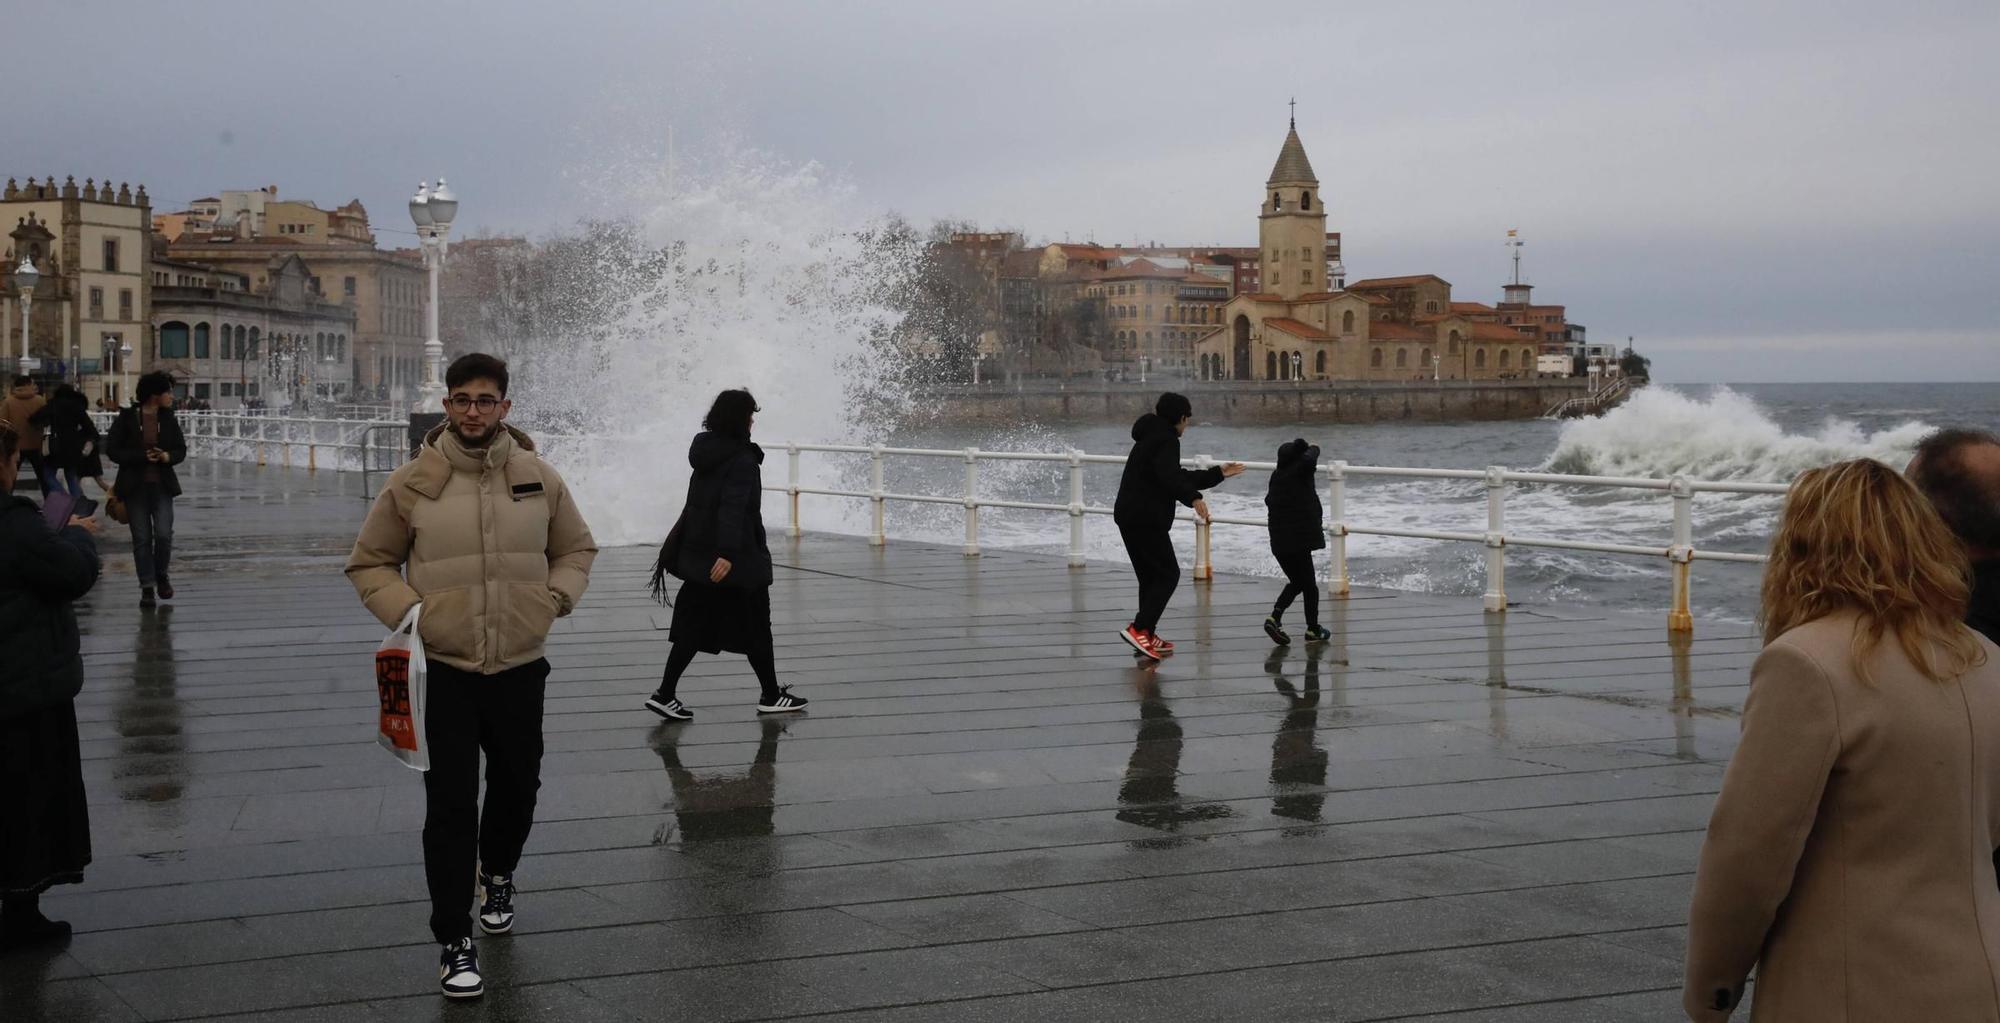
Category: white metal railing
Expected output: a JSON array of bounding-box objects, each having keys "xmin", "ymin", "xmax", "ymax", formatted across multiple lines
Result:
[
  {"xmin": 768, "ymin": 442, "xmax": 1788, "ymax": 632},
  {"xmin": 93, "ymin": 411, "xmax": 407, "ymax": 474}
]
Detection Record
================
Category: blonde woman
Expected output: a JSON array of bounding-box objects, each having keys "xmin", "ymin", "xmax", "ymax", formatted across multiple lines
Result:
[{"xmin": 1684, "ymin": 459, "xmax": 2000, "ymax": 1020}]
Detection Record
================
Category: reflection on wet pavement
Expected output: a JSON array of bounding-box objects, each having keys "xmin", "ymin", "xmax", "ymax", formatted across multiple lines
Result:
[
  {"xmin": 652, "ymin": 718, "xmax": 786, "ymax": 846},
  {"xmin": 1266, "ymin": 646, "xmax": 1329, "ymax": 826}
]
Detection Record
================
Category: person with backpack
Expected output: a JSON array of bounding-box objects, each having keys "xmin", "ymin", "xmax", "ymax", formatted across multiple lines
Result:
[
  {"xmin": 1263, "ymin": 437, "xmax": 1331, "ymax": 645},
  {"xmin": 1113, "ymin": 392, "xmax": 1243, "ymax": 660},
  {"xmin": 643, "ymin": 389, "xmax": 806, "ymax": 721}
]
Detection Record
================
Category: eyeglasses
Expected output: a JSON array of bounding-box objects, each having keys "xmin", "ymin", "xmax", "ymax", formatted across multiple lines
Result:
[{"xmin": 447, "ymin": 395, "xmax": 501, "ymax": 413}]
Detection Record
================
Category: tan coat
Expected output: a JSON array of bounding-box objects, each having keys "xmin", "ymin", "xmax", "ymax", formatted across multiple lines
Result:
[
  {"xmin": 1685, "ymin": 611, "xmax": 2000, "ymax": 1021},
  {"xmin": 345, "ymin": 424, "xmax": 597, "ymax": 674},
  {"xmin": 2, "ymin": 385, "xmax": 47, "ymax": 452}
]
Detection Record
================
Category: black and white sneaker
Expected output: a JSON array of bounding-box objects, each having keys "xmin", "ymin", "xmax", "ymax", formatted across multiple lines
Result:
[
  {"xmin": 757, "ymin": 687, "xmax": 809, "ymax": 714},
  {"xmin": 643, "ymin": 694, "xmax": 694, "ymax": 721},
  {"xmin": 477, "ymin": 873, "xmax": 515, "ymax": 935},
  {"xmin": 438, "ymin": 937, "xmax": 483, "ymax": 999}
]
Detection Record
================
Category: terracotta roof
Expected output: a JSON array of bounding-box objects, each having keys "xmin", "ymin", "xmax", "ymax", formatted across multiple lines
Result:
[
  {"xmin": 1268, "ymin": 127, "xmax": 1318, "ymax": 184},
  {"xmin": 1366, "ymin": 321, "xmax": 1433, "ymax": 340},
  {"xmin": 1236, "ymin": 292, "xmax": 1289, "ymax": 303},
  {"xmin": 1263, "ymin": 317, "xmax": 1331, "ymax": 340},
  {"xmin": 1449, "ymin": 301, "xmax": 1495, "ymax": 313},
  {"xmin": 1470, "ymin": 322, "xmax": 1530, "ymax": 341},
  {"xmin": 1051, "ymin": 243, "xmax": 1116, "ymax": 258},
  {"xmin": 1347, "ymin": 274, "xmax": 1452, "ymax": 290}
]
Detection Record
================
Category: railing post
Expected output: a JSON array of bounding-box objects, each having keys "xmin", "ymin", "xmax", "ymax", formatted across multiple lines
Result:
[
  {"xmin": 308, "ymin": 444, "xmax": 317, "ymax": 472},
  {"xmin": 869, "ymin": 443, "xmax": 886, "ymax": 547},
  {"xmin": 1668, "ymin": 475, "xmax": 1695, "ymax": 633},
  {"xmin": 1483, "ymin": 466, "xmax": 1507, "ymax": 613},
  {"xmin": 962, "ymin": 447, "xmax": 981, "ymax": 558},
  {"xmin": 1067, "ymin": 450, "xmax": 1086, "ymax": 569},
  {"xmin": 786, "ymin": 443, "xmax": 802, "ymax": 538},
  {"xmin": 1192, "ymin": 455, "xmax": 1212, "ymax": 581},
  {"xmin": 1326, "ymin": 459, "xmax": 1350, "ymax": 598}
]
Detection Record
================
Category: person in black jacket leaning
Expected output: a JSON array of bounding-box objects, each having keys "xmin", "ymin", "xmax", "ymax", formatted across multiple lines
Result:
[
  {"xmin": 103, "ymin": 371, "xmax": 187, "ymax": 608},
  {"xmin": 1113, "ymin": 392, "xmax": 1243, "ymax": 660},
  {"xmin": 0, "ymin": 416, "xmax": 102, "ymax": 949},
  {"xmin": 1263, "ymin": 438, "xmax": 1331, "ymax": 645},
  {"xmin": 644, "ymin": 389, "xmax": 807, "ymax": 720},
  {"xmin": 30, "ymin": 385, "xmax": 108, "ymax": 499}
]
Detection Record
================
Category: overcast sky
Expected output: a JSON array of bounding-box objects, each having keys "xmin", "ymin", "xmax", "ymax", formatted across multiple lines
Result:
[{"xmin": 17, "ymin": 0, "xmax": 1997, "ymax": 382}]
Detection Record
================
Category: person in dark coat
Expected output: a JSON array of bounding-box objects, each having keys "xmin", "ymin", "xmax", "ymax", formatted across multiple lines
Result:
[
  {"xmin": 644, "ymin": 389, "xmax": 806, "ymax": 720},
  {"xmin": 1908, "ymin": 427, "xmax": 2000, "ymax": 645},
  {"xmin": 0, "ymin": 416, "xmax": 102, "ymax": 949},
  {"xmin": 104, "ymin": 371, "xmax": 187, "ymax": 607},
  {"xmin": 1263, "ymin": 438, "xmax": 1330, "ymax": 645},
  {"xmin": 29, "ymin": 385, "xmax": 106, "ymax": 499},
  {"xmin": 1112, "ymin": 392, "xmax": 1244, "ymax": 660}
]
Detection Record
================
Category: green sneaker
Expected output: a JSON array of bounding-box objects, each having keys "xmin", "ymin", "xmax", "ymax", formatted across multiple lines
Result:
[
  {"xmin": 1303, "ymin": 625, "xmax": 1332, "ymax": 643},
  {"xmin": 1263, "ymin": 616, "xmax": 1291, "ymax": 645}
]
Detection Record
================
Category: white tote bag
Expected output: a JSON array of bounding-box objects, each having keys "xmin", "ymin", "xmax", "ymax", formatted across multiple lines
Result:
[{"xmin": 375, "ymin": 603, "xmax": 430, "ymax": 771}]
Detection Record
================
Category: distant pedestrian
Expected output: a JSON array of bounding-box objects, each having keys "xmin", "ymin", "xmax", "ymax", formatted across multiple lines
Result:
[
  {"xmin": 31, "ymin": 386, "xmax": 106, "ymax": 499},
  {"xmin": 0, "ymin": 417, "xmax": 102, "ymax": 950},
  {"xmin": 2, "ymin": 376, "xmax": 49, "ymax": 496},
  {"xmin": 1262, "ymin": 437, "xmax": 1330, "ymax": 645},
  {"xmin": 1683, "ymin": 459, "xmax": 2000, "ymax": 1021},
  {"xmin": 345, "ymin": 353, "xmax": 598, "ymax": 1000},
  {"xmin": 104, "ymin": 372, "xmax": 187, "ymax": 608},
  {"xmin": 644, "ymin": 389, "xmax": 806, "ymax": 721},
  {"xmin": 1112, "ymin": 392, "xmax": 1243, "ymax": 660},
  {"xmin": 1907, "ymin": 427, "xmax": 2000, "ymax": 645}
]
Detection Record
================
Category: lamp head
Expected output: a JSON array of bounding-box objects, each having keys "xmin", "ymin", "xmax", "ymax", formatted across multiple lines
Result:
[
  {"xmin": 426, "ymin": 176, "xmax": 458, "ymax": 229},
  {"xmin": 14, "ymin": 256, "xmax": 38, "ymax": 292},
  {"xmin": 409, "ymin": 181, "xmax": 434, "ymax": 228}
]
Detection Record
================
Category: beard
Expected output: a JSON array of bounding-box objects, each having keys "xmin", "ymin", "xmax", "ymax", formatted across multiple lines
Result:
[{"xmin": 454, "ymin": 419, "xmax": 500, "ymax": 448}]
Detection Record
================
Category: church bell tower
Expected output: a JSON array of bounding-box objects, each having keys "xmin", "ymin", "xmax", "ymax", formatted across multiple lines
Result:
[{"xmin": 1259, "ymin": 105, "xmax": 1326, "ymax": 302}]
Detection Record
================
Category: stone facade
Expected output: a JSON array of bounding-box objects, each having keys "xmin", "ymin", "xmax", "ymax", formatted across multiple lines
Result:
[
  {"xmin": 149, "ymin": 253, "xmax": 357, "ymax": 408},
  {"xmin": 1, "ymin": 175, "xmax": 152, "ymax": 405}
]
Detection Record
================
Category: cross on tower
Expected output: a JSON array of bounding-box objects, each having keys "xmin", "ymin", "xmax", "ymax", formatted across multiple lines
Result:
[{"xmin": 1288, "ymin": 97, "xmax": 1296, "ymax": 128}]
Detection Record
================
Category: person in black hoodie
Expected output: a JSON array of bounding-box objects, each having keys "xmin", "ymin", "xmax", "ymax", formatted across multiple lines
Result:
[
  {"xmin": 644, "ymin": 389, "xmax": 806, "ymax": 719},
  {"xmin": 29, "ymin": 386, "xmax": 106, "ymax": 499},
  {"xmin": 1263, "ymin": 437, "xmax": 1331, "ymax": 645},
  {"xmin": 0, "ymin": 417, "xmax": 102, "ymax": 949},
  {"xmin": 1112, "ymin": 392, "xmax": 1243, "ymax": 659}
]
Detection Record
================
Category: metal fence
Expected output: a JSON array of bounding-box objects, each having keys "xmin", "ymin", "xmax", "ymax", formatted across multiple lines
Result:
[
  {"xmin": 94, "ymin": 411, "xmax": 408, "ymax": 476},
  {"xmin": 766, "ymin": 443, "xmax": 1788, "ymax": 633}
]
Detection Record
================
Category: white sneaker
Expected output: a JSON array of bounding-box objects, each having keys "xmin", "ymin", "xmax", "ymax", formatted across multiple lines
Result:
[
  {"xmin": 477, "ymin": 873, "xmax": 515, "ymax": 935},
  {"xmin": 757, "ymin": 687, "xmax": 809, "ymax": 714},
  {"xmin": 438, "ymin": 937, "xmax": 483, "ymax": 999}
]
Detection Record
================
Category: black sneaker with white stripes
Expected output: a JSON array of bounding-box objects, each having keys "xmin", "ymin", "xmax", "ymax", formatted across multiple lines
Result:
[
  {"xmin": 438, "ymin": 937, "xmax": 483, "ymax": 999},
  {"xmin": 477, "ymin": 873, "xmax": 515, "ymax": 935},
  {"xmin": 643, "ymin": 693, "xmax": 693, "ymax": 721},
  {"xmin": 757, "ymin": 687, "xmax": 809, "ymax": 714}
]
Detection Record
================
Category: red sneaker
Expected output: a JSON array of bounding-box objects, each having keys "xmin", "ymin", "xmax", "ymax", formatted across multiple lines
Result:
[
  {"xmin": 1119, "ymin": 624, "xmax": 1162, "ymax": 661},
  {"xmin": 1148, "ymin": 631, "xmax": 1175, "ymax": 655}
]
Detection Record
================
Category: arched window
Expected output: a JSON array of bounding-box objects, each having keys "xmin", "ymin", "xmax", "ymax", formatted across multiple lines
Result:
[
  {"xmin": 247, "ymin": 326, "xmax": 260, "ymax": 358},
  {"xmin": 1271, "ymin": 192, "xmax": 1280, "ymax": 210},
  {"xmin": 1301, "ymin": 269, "xmax": 1311, "ymax": 285},
  {"xmin": 160, "ymin": 321, "xmax": 190, "ymax": 359},
  {"xmin": 1421, "ymin": 347, "xmax": 1432, "ymax": 370},
  {"xmin": 235, "ymin": 325, "xmax": 248, "ymax": 359},
  {"xmin": 1499, "ymin": 349, "xmax": 1512, "ymax": 369},
  {"xmin": 1522, "ymin": 348, "xmax": 1533, "ymax": 370},
  {"xmin": 1396, "ymin": 348, "xmax": 1408, "ymax": 369},
  {"xmin": 1267, "ymin": 351, "xmax": 1278, "ymax": 379},
  {"xmin": 1448, "ymin": 330, "xmax": 1461, "ymax": 354},
  {"xmin": 1342, "ymin": 310, "xmax": 1355, "ymax": 333},
  {"xmin": 1316, "ymin": 350, "xmax": 1327, "ymax": 375},
  {"xmin": 193, "ymin": 323, "xmax": 211, "ymax": 359},
  {"xmin": 1475, "ymin": 349, "xmax": 1487, "ymax": 369},
  {"xmin": 1370, "ymin": 347, "xmax": 1383, "ymax": 368},
  {"xmin": 1301, "ymin": 191, "xmax": 1311, "ymax": 210},
  {"xmin": 1278, "ymin": 352, "xmax": 1290, "ymax": 380}
]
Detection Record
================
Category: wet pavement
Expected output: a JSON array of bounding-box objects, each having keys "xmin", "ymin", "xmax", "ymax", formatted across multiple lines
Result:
[{"xmin": 4, "ymin": 458, "xmax": 1759, "ymax": 1021}]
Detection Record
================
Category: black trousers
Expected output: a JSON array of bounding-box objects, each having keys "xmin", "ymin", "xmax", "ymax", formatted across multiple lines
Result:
[
  {"xmin": 1118, "ymin": 521, "xmax": 1180, "ymax": 634},
  {"xmin": 422, "ymin": 657, "xmax": 549, "ymax": 944},
  {"xmin": 1273, "ymin": 550, "xmax": 1319, "ymax": 627}
]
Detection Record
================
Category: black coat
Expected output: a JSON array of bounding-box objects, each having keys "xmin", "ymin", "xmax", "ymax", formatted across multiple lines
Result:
[
  {"xmin": 104, "ymin": 405, "xmax": 188, "ymax": 499},
  {"xmin": 1113, "ymin": 413, "xmax": 1224, "ymax": 530},
  {"xmin": 1970, "ymin": 560, "xmax": 2000, "ymax": 647},
  {"xmin": 31, "ymin": 390, "xmax": 103, "ymax": 477},
  {"xmin": 674, "ymin": 432, "xmax": 773, "ymax": 590},
  {"xmin": 0, "ymin": 497, "xmax": 100, "ymax": 720},
  {"xmin": 1265, "ymin": 439, "xmax": 1326, "ymax": 554}
]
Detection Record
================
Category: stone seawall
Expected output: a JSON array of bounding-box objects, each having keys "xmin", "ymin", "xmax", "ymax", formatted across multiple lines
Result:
[{"xmin": 921, "ymin": 379, "xmax": 1594, "ymax": 425}]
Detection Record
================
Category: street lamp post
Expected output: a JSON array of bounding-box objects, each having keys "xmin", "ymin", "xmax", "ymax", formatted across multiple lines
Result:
[
  {"xmin": 409, "ymin": 178, "xmax": 458, "ymax": 414},
  {"xmin": 119, "ymin": 339, "xmax": 134, "ymax": 407},
  {"xmin": 15, "ymin": 256, "xmax": 39, "ymax": 377}
]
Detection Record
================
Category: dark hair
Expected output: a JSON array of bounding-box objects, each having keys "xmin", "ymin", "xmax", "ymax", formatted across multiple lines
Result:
[
  {"xmin": 1155, "ymin": 391, "xmax": 1192, "ymax": 423},
  {"xmin": 445, "ymin": 353, "xmax": 509, "ymax": 396},
  {"xmin": 1910, "ymin": 428, "xmax": 2000, "ymax": 551},
  {"xmin": 703, "ymin": 389, "xmax": 760, "ymax": 438},
  {"xmin": 136, "ymin": 371, "xmax": 174, "ymax": 402},
  {"xmin": 10, "ymin": 374, "xmax": 29, "ymax": 388}
]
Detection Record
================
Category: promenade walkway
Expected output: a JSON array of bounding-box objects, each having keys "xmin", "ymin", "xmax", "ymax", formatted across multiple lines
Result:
[{"xmin": 5, "ymin": 458, "xmax": 1759, "ymax": 1021}]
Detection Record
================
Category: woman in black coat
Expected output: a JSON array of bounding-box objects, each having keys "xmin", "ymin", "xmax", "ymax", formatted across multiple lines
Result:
[
  {"xmin": 30, "ymin": 385, "xmax": 106, "ymax": 498},
  {"xmin": 1263, "ymin": 438, "xmax": 1329, "ymax": 645},
  {"xmin": 0, "ymin": 418, "xmax": 102, "ymax": 948},
  {"xmin": 643, "ymin": 390, "xmax": 806, "ymax": 720}
]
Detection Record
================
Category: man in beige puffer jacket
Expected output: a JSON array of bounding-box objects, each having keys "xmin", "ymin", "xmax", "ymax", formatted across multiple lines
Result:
[{"xmin": 345, "ymin": 353, "xmax": 595, "ymax": 1000}]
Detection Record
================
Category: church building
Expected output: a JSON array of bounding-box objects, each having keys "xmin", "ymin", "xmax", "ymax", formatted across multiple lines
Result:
[{"xmin": 1194, "ymin": 121, "xmax": 1538, "ymax": 382}]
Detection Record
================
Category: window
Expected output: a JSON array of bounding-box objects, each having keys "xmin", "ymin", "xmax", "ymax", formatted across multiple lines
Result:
[
  {"xmin": 1301, "ymin": 247, "xmax": 1310, "ymax": 259},
  {"xmin": 1475, "ymin": 349, "xmax": 1487, "ymax": 369},
  {"xmin": 344, "ymin": 276, "xmax": 357, "ymax": 296},
  {"xmin": 1301, "ymin": 191, "xmax": 1311, "ymax": 211},
  {"xmin": 119, "ymin": 289, "xmax": 133, "ymax": 320},
  {"xmin": 221, "ymin": 383, "xmax": 235, "ymax": 397},
  {"xmin": 1316, "ymin": 350, "xmax": 1327, "ymax": 374},
  {"xmin": 1425, "ymin": 301, "xmax": 1438, "ymax": 313},
  {"xmin": 1449, "ymin": 330, "xmax": 1461, "ymax": 354},
  {"xmin": 103, "ymin": 238, "xmax": 119, "ymax": 273},
  {"xmin": 194, "ymin": 383, "xmax": 212, "ymax": 400},
  {"xmin": 1271, "ymin": 192, "xmax": 1280, "ymax": 210},
  {"xmin": 1370, "ymin": 347, "xmax": 1383, "ymax": 368},
  {"xmin": 1421, "ymin": 347, "xmax": 1432, "ymax": 369},
  {"xmin": 1302, "ymin": 269, "xmax": 1310, "ymax": 285},
  {"xmin": 193, "ymin": 323, "xmax": 211, "ymax": 359},
  {"xmin": 247, "ymin": 327, "xmax": 261, "ymax": 358},
  {"xmin": 89, "ymin": 287, "xmax": 104, "ymax": 318},
  {"xmin": 1342, "ymin": 310, "xmax": 1355, "ymax": 333},
  {"xmin": 309, "ymin": 276, "xmax": 322, "ymax": 294},
  {"xmin": 1522, "ymin": 348, "xmax": 1534, "ymax": 369},
  {"xmin": 1396, "ymin": 349, "xmax": 1408, "ymax": 369},
  {"xmin": 1267, "ymin": 351, "xmax": 1278, "ymax": 379},
  {"xmin": 160, "ymin": 322, "xmax": 190, "ymax": 358}
]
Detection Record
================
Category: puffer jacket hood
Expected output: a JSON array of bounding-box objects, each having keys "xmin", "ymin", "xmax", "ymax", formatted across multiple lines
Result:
[
  {"xmin": 1130, "ymin": 413, "xmax": 1175, "ymax": 444},
  {"xmin": 8, "ymin": 383, "xmax": 33, "ymax": 401},
  {"xmin": 689, "ymin": 430, "xmax": 762, "ymax": 474}
]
